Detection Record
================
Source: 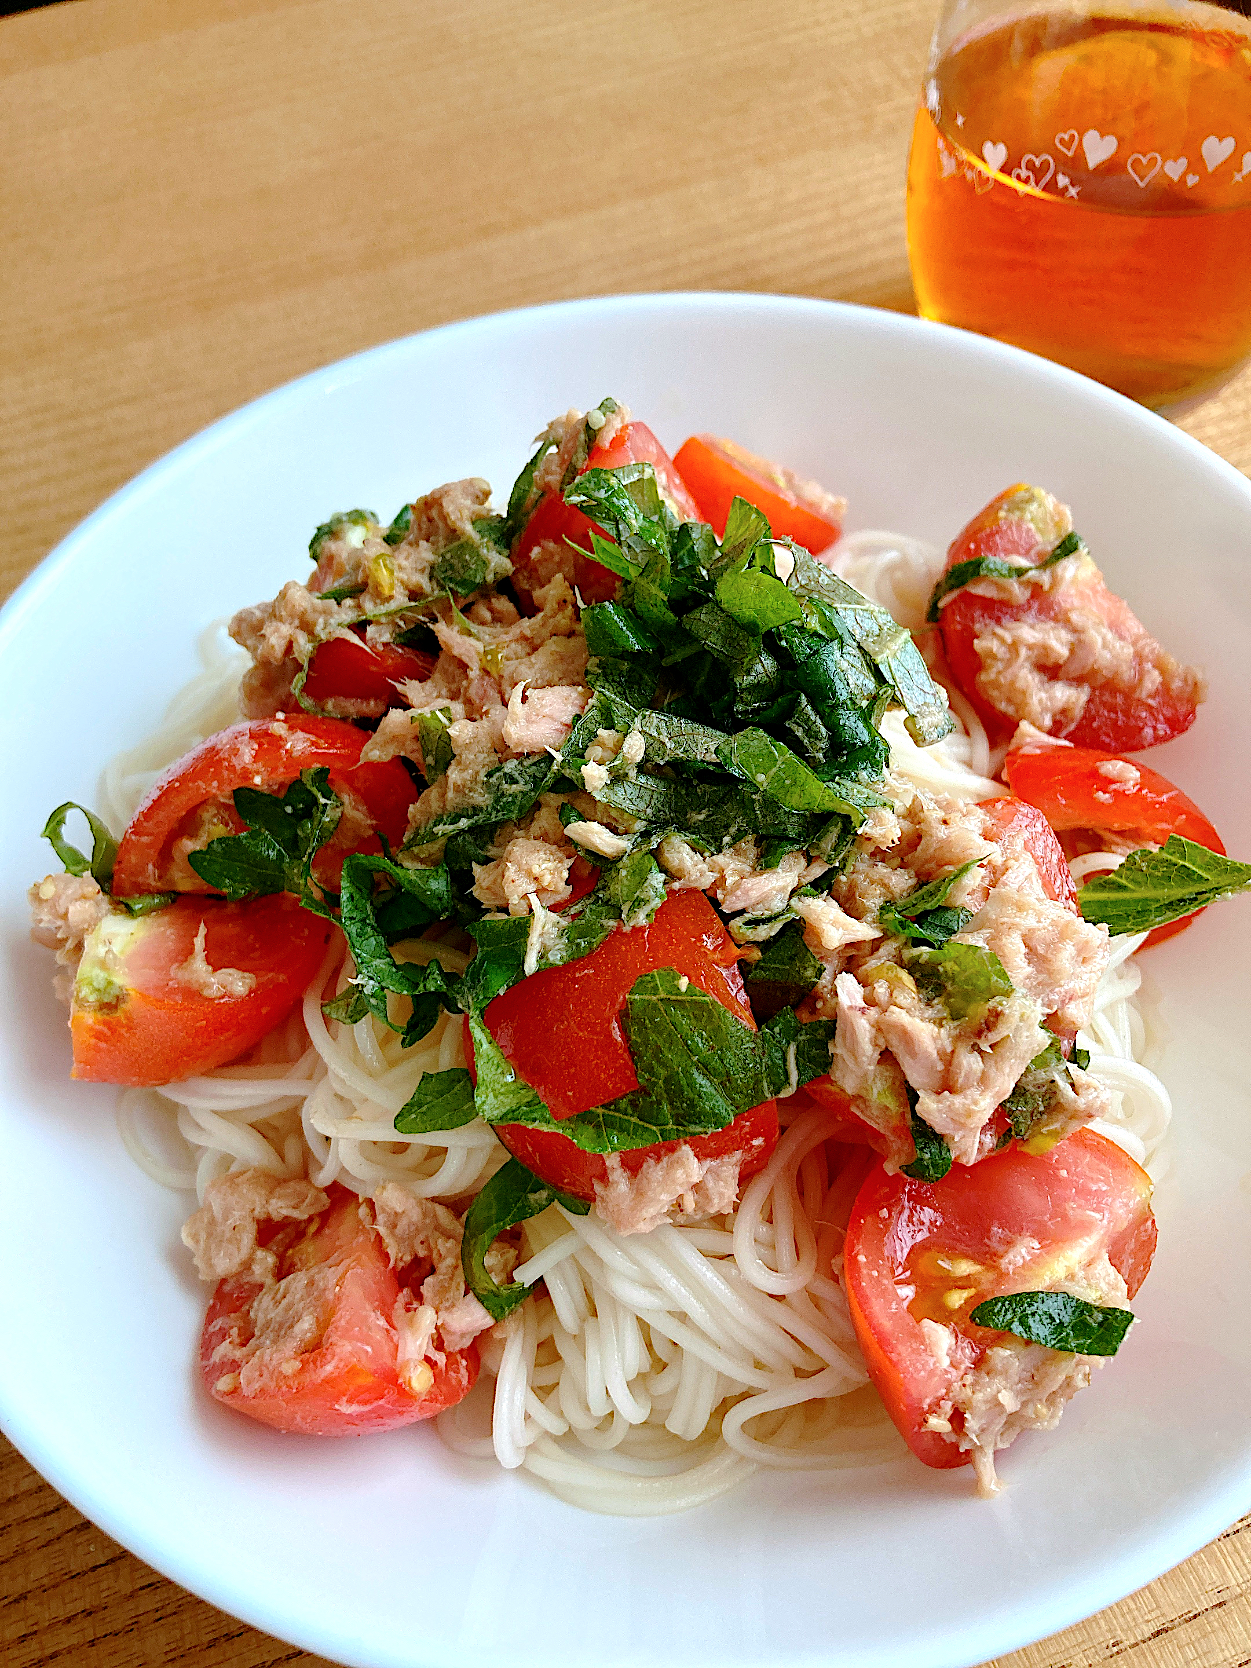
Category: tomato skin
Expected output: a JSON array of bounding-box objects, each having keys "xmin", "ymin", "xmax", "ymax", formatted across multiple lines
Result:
[
  {"xmin": 672, "ymin": 435, "xmax": 846, "ymax": 555},
  {"xmin": 980, "ymin": 795, "xmax": 1081, "ymax": 912},
  {"xmin": 70, "ymin": 894, "xmax": 333, "ymax": 1086},
  {"xmin": 844, "ymin": 1129, "xmax": 1156, "ymax": 1470},
  {"xmin": 798, "ymin": 1077, "xmax": 914, "ymax": 1168},
  {"xmin": 112, "ymin": 716, "xmax": 416, "ymax": 896},
  {"xmin": 200, "ymin": 1184, "xmax": 478, "ymax": 1436},
  {"xmin": 301, "ymin": 630, "xmax": 436, "ymax": 710},
  {"xmin": 1005, "ymin": 743, "xmax": 1225, "ymax": 947},
  {"xmin": 937, "ymin": 484, "xmax": 1201, "ymax": 750},
  {"xmin": 469, "ymin": 889, "xmax": 779, "ymax": 1201},
  {"xmin": 511, "ymin": 421, "xmax": 701, "ymax": 610}
]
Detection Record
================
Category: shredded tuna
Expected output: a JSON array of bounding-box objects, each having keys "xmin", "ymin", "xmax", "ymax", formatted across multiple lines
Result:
[
  {"xmin": 174, "ymin": 920, "xmax": 257, "ymax": 1000},
  {"xmin": 565, "ymin": 820, "xmax": 632, "ymax": 859},
  {"xmin": 370, "ymin": 1182, "xmax": 494, "ymax": 1352},
  {"xmin": 472, "ymin": 836, "xmax": 574, "ymax": 913},
  {"xmin": 28, "ymin": 873, "xmax": 113, "ymax": 1003},
  {"xmin": 501, "ymin": 682, "xmax": 589, "ymax": 754},
  {"xmin": 791, "ymin": 894, "xmax": 882, "ymax": 957},
  {"xmin": 594, "ymin": 1148, "xmax": 744, "ymax": 1236},
  {"xmin": 181, "ymin": 1169, "xmax": 329, "ymax": 1283}
]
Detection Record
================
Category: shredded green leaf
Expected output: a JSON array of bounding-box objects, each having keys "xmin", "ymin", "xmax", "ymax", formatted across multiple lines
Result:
[
  {"xmin": 41, "ymin": 802, "xmax": 119, "ymax": 891},
  {"xmin": 1077, "ymin": 835, "xmax": 1251, "ymax": 936},
  {"xmin": 925, "ymin": 531, "xmax": 1086, "ymax": 622},
  {"xmin": 460, "ymin": 1158, "xmax": 589, "ymax": 1321},
  {"xmin": 969, "ymin": 1290, "xmax": 1134, "ymax": 1356}
]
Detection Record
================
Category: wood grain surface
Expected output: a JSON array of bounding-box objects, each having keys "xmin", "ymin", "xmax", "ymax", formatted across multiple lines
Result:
[{"xmin": 3, "ymin": 2, "xmax": 1250, "ymax": 1665}]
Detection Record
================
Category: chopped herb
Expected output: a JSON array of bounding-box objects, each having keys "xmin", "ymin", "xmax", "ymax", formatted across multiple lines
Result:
[
  {"xmin": 384, "ymin": 504, "xmax": 413, "ymax": 546},
  {"xmin": 189, "ymin": 769, "xmax": 341, "ymax": 914},
  {"xmin": 309, "ymin": 508, "xmax": 375, "ymax": 561},
  {"xmin": 908, "ymin": 940, "xmax": 1013, "ymax": 1021},
  {"xmin": 969, "ymin": 1290, "xmax": 1134, "ymax": 1356},
  {"xmin": 41, "ymin": 802, "xmax": 119, "ymax": 892},
  {"xmin": 413, "ymin": 708, "xmax": 454, "ymax": 784},
  {"xmin": 878, "ymin": 860, "xmax": 981, "ymax": 948},
  {"xmin": 743, "ymin": 921, "xmax": 824, "ymax": 1018},
  {"xmin": 759, "ymin": 1008, "xmax": 837, "ymax": 1095},
  {"xmin": 925, "ymin": 531, "xmax": 1086, "ymax": 623},
  {"xmin": 902, "ymin": 1098, "xmax": 953, "ymax": 1182},
  {"xmin": 316, "ymin": 580, "xmax": 367, "ymax": 602},
  {"xmin": 605, "ymin": 849, "xmax": 668, "ymax": 929},
  {"xmin": 1077, "ymin": 836, "xmax": 1251, "ymax": 936},
  {"xmin": 460, "ymin": 1158, "xmax": 589, "ymax": 1322},
  {"xmin": 394, "ymin": 1068, "xmax": 477, "ymax": 1134}
]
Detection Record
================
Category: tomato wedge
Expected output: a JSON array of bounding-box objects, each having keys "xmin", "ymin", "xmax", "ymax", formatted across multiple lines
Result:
[
  {"xmin": 201, "ymin": 1183, "xmax": 478, "ymax": 1435},
  {"xmin": 844, "ymin": 1129, "xmax": 1156, "ymax": 1472},
  {"xmin": 70, "ymin": 893, "xmax": 333, "ymax": 1085},
  {"xmin": 1005, "ymin": 742, "xmax": 1225, "ymax": 946},
  {"xmin": 980, "ymin": 794, "xmax": 1080, "ymax": 912},
  {"xmin": 511, "ymin": 420, "xmax": 701, "ymax": 610},
  {"xmin": 301, "ymin": 629, "xmax": 436, "ymax": 712},
  {"xmin": 672, "ymin": 435, "xmax": 846, "ymax": 554},
  {"xmin": 112, "ymin": 716, "xmax": 416, "ymax": 896},
  {"xmin": 935, "ymin": 484, "xmax": 1204, "ymax": 750},
  {"xmin": 468, "ymin": 889, "xmax": 778, "ymax": 1203}
]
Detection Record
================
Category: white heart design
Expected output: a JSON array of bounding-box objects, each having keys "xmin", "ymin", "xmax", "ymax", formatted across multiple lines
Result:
[
  {"xmin": 1057, "ymin": 172, "xmax": 1070, "ymax": 188},
  {"xmin": 1012, "ymin": 152, "xmax": 1055, "ymax": 190},
  {"xmin": 1202, "ymin": 134, "xmax": 1235, "ymax": 172},
  {"xmin": 1127, "ymin": 152, "xmax": 1161, "ymax": 187},
  {"xmin": 1243, "ymin": 151, "xmax": 1251, "ymax": 174},
  {"xmin": 1055, "ymin": 129, "xmax": 1079, "ymax": 158},
  {"xmin": 1187, "ymin": 173, "xmax": 1199, "ymax": 187},
  {"xmin": 982, "ymin": 140, "xmax": 1008, "ymax": 173},
  {"xmin": 1163, "ymin": 156, "xmax": 1188, "ymax": 182},
  {"xmin": 1082, "ymin": 129, "xmax": 1118, "ymax": 169}
]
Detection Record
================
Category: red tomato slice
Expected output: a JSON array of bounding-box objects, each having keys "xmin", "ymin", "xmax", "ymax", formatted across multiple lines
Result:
[
  {"xmin": 301, "ymin": 629, "xmax": 435, "ymax": 711},
  {"xmin": 511, "ymin": 420, "xmax": 701, "ymax": 610},
  {"xmin": 936, "ymin": 484, "xmax": 1203, "ymax": 750},
  {"xmin": 797, "ymin": 1078, "xmax": 914, "ymax": 1168},
  {"xmin": 980, "ymin": 795, "xmax": 1081, "ymax": 912},
  {"xmin": 201, "ymin": 1183, "xmax": 478, "ymax": 1436},
  {"xmin": 1005, "ymin": 742, "xmax": 1225, "ymax": 946},
  {"xmin": 70, "ymin": 894, "xmax": 333, "ymax": 1085},
  {"xmin": 672, "ymin": 435, "xmax": 846, "ymax": 555},
  {"xmin": 844, "ymin": 1129, "xmax": 1156, "ymax": 1471},
  {"xmin": 112, "ymin": 716, "xmax": 416, "ymax": 896},
  {"xmin": 468, "ymin": 889, "xmax": 778, "ymax": 1201}
]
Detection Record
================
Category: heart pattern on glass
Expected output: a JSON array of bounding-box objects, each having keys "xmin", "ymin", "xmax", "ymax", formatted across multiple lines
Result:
[
  {"xmin": 1055, "ymin": 129, "xmax": 1079, "ymax": 158},
  {"xmin": 982, "ymin": 140, "xmax": 1008, "ymax": 173},
  {"xmin": 1082, "ymin": 129, "xmax": 1118, "ymax": 169},
  {"xmin": 1187, "ymin": 173, "xmax": 1200, "ymax": 187},
  {"xmin": 1127, "ymin": 152, "xmax": 1161, "ymax": 188},
  {"xmin": 1012, "ymin": 152, "xmax": 1055, "ymax": 189},
  {"xmin": 1163, "ymin": 156, "xmax": 1188, "ymax": 182},
  {"xmin": 1201, "ymin": 135, "xmax": 1235, "ymax": 172}
]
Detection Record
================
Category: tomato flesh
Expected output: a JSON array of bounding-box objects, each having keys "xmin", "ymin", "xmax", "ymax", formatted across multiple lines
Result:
[
  {"xmin": 200, "ymin": 1183, "xmax": 478, "ymax": 1436},
  {"xmin": 70, "ymin": 894, "xmax": 333, "ymax": 1086},
  {"xmin": 980, "ymin": 795, "xmax": 1081, "ymax": 912},
  {"xmin": 936, "ymin": 484, "xmax": 1201, "ymax": 750},
  {"xmin": 511, "ymin": 420, "xmax": 701, "ymax": 610},
  {"xmin": 301, "ymin": 630, "xmax": 436, "ymax": 711},
  {"xmin": 844, "ymin": 1129, "xmax": 1156, "ymax": 1469},
  {"xmin": 469, "ymin": 889, "xmax": 779, "ymax": 1201},
  {"xmin": 112, "ymin": 716, "xmax": 416, "ymax": 896},
  {"xmin": 673, "ymin": 434, "xmax": 846, "ymax": 554},
  {"xmin": 1005, "ymin": 743, "xmax": 1224, "ymax": 946}
]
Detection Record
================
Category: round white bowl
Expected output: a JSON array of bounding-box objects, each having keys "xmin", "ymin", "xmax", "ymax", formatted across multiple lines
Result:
[{"xmin": 2, "ymin": 294, "xmax": 1249, "ymax": 1668}]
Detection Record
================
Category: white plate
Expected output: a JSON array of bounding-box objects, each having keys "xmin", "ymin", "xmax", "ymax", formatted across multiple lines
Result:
[{"xmin": 2, "ymin": 294, "xmax": 1250, "ymax": 1668}]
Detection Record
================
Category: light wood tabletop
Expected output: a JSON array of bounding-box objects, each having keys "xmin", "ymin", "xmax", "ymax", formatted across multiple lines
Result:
[{"xmin": 3, "ymin": 2, "xmax": 1250, "ymax": 1665}]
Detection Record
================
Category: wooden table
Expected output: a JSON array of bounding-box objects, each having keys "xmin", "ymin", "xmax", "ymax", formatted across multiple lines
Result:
[{"xmin": 3, "ymin": 2, "xmax": 1250, "ymax": 1664}]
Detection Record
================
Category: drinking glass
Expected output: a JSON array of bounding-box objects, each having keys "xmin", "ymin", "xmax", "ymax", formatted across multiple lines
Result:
[{"xmin": 906, "ymin": 0, "xmax": 1251, "ymax": 408}]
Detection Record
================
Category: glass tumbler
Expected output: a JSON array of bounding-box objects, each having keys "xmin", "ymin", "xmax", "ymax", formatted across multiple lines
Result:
[{"xmin": 906, "ymin": 0, "xmax": 1251, "ymax": 408}]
